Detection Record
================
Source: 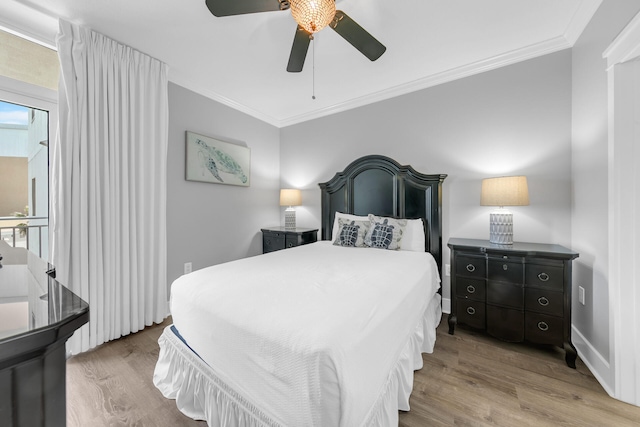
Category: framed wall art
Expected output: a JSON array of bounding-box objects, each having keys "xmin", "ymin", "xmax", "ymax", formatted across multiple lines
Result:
[{"xmin": 185, "ymin": 131, "xmax": 250, "ymax": 187}]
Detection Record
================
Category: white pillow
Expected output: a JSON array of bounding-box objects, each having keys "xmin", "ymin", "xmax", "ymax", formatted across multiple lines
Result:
[
  {"xmin": 400, "ymin": 218, "xmax": 426, "ymax": 252},
  {"xmin": 331, "ymin": 212, "xmax": 369, "ymax": 241}
]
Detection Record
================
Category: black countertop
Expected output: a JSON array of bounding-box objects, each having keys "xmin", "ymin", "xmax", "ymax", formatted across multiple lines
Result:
[
  {"xmin": 447, "ymin": 238, "xmax": 579, "ymax": 260},
  {"xmin": 0, "ymin": 248, "xmax": 89, "ymax": 364}
]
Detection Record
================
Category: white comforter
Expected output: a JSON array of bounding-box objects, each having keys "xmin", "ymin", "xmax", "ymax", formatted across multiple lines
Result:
[{"xmin": 168, "ymin": 241, "xmax": 440, "ymax": 426}]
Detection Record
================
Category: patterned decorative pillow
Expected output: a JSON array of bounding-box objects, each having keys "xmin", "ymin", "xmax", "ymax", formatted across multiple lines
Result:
[
  {"xmin": 335, "ymin": 220, "xmax": 359, "ymax": 247},
  {"xmin": 333, "ymin": 218, "xmax": 370, "ymax": 247},
  {"xmin": 331, "ymin": 212, "xmax": 369, "ymax": 241},
  {"xmin": 364, "ymin": 214, "xmax": 407, "ymax": 250}
]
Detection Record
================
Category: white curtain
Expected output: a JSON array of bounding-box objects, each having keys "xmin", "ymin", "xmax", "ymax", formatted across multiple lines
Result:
[{"xmin": 52, "ymin": 19, "xmax": 168, "ymax": 354}]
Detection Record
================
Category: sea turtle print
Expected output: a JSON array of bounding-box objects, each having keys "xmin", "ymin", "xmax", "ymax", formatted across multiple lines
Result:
[
  {"xmin": 369, "ymin": 219, "xmax": 395, "ymax": 249},
  {"xmin": 337, "ymin": 221, "xmax": 360, "ymax": 247},
  {"xmin": 195, "ymin": 138, "xmax": 248, "ymax": 183},
  {"xmin": 203, "ymin": 156, "xmax": 222, "ymax": 182}
]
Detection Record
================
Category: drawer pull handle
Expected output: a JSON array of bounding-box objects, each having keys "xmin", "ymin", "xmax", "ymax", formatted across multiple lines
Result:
[
  {"xmin": 287, "ymin": 242, "xmax": 294, "ymax": 248},
  {"xmin": 538, "ymin": 296, "xmax": 550, "ymax": 306},
  {"xmin": 503, "ymin": 264, "xmax": 508, "ymax": 270},
  {"xmin": 538, "ymin": 272, "xmax": 550, "ymax": 282},
  {"xmin": 537, "ymin": 321, "xmax": 549, "ymax": 331},
  {"xmin": 466, "ymin": 285, "xmax": 476, "ymax": 294},
  {"xmin": 466, "ymin": 264, "xmax": 476, "ymax": 273},
  {"xmin": 466, "ymin": 307, "xmax": 476, "ymax": 315}
]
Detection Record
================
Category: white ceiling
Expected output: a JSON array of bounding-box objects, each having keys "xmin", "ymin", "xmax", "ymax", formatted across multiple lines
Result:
[{"xmin": 1, "ymin": 0, "xmax": 602, "ymax": 127}]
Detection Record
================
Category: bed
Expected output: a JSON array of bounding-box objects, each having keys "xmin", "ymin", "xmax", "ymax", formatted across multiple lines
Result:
[{"xmin": 153, "ymin": 155, "xmax": 447, "ymax": 426}]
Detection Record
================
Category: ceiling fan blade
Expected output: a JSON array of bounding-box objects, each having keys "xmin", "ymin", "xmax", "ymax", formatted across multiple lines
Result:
[
  {"xmin": 331, "ymin": 10, "xmax": 386, "ymax": 61},
  {"xmin": 287, "ymin": 26, "xmax": 312, "ymax": 72},
  {"xmin": 205, "ymin": 0, "xmax": 289, "ymax": 17}
]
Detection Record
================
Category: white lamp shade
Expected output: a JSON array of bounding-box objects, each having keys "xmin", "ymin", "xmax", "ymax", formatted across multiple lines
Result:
[
  {"xmin": 280, "ymin": 189, "xmax": 302, "ymax": 207},
  {"xmin": 481, "ymin": 176, "xmax": 529, "ymax": 245},
  {"xmin": 480, "ymin": 176, "xmax": 529, "ymax": 207}
]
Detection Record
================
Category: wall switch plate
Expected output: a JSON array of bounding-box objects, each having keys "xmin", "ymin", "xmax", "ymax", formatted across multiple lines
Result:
[
  {"xmin": 184, "ymin": 262, "xmax": 192, "ymax": 274},
  {"xmin": 445, "ymin": 264, "xmax": 451, "ymax": 276},
  {"xmin": 578, "ymin": 286, "xmax": 586, "ymax": 305}
]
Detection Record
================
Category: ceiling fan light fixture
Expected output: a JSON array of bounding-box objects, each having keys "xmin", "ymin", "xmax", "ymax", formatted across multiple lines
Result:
[{"xmin": 290, "ymin": 0, "xmax": 336, "ymax": 33}]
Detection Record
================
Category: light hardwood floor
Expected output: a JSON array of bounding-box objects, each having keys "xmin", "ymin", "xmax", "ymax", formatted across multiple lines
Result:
[{"xmin": 67, "ymin": 315, "xmax": 640, "ymax": 426}]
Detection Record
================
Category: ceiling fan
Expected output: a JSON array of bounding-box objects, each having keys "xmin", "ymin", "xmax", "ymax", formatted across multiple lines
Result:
[{"xmin": 205, "ymin": 0, "xmax": 386, "ymax": 72}]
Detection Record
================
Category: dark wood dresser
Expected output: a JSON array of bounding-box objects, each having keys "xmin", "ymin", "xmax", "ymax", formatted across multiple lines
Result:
[
  {"xmin": 447, "ymin": 238, "xmax": 579, "ymax": 367},
  {"xmin": 261, "ymin": 227, "xmax": 318, "ymax": 254}
]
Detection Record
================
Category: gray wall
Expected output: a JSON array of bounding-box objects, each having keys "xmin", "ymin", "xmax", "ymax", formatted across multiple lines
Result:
[
  {"xmin": 571, "ymin": 0, "xmax": 640, "ymax": 391},
  {"xmin": 280, "ymin": 50, "xmax": 573, "ymax": 307},
  {"xmin": 166, "ymin": 82, "xmax": 281, "ymax": 290}
]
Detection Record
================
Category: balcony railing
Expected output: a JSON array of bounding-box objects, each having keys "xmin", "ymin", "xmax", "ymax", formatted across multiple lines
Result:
[{"xmin": 0, "ymin": 216, "xmax": 48, "ymax": 259}]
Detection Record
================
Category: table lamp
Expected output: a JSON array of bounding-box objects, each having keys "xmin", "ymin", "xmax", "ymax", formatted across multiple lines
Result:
[
  {"xmin": 280, "ymin": 189, "xmax": 302, "ymax": 230},
  {"xmin": 480, "ymin": 176, "xmax": 529, "ymax": 245}
]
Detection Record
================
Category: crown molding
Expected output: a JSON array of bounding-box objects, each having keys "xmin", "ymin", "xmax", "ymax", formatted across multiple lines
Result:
[
  {"xmin": 278, "ymin": 35, "xmax": 574, "ymax": 127},
  {"xmin": 0, "ymin": 1, "xmax": 58, "ymax": 50},
  {"xmin": 168, "ymin": 70, "xmax": 283, "ymax": 128},
  {"xmin": 0, "ymin": 19, "xmax": 56, "ymax": 50},
  {"xmin": 564, "ymin": 0, "xmax": 603, "ymax": 45},
  {"xmin": 603, "ymin": 9, "xmax": 640, "ymax": 68}
]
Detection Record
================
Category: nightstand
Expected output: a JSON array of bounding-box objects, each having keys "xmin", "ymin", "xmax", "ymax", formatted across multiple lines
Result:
[
  {"xmin": 447, "ymin": 238, "xmax": 579, "ymax": 368},
  {"xmin": 261, "ymin": 227, "xmax": 318, "ymax": 254}
]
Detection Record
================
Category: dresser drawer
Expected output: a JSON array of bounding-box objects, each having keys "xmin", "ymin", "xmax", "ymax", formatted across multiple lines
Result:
[
  {"xmin": 456, "ymin": 300, "xmax": 486, "ymax": 329},
  {"xmin": 525, "ymin": 288, "xmax": 563, "ymax": 316},
  {"xmin": 488, "ymin": 258, "xmax": 524, "ymax": 283},
  {"xmin": 455, "ymin": 277, "xmax": 486, "ymax": 301},
  {"xmin": 525, "ymin": 312, "xmax": 563, "ymax": 346},
  {"xmin": 487, "ymin": 306, "xmax": 524, "ymax": 342},
  {"xmin": 525, "ymin": 261, "xmax": 564, "ymax": 290},
  {"xmin": 263, "ymin": 231, "xmax": 285, "ymax": 240},
  {"xmin": 455, "ymin": 255, "xmax": 486, "ymax": 278},
  {"xmin": 263, "ymin": 232, "xmax": 285, "ymax": 253},
  {"xmin": 285, "ymin": 234, "xmax": 299, "ymax": 248},
  {"xmin": 487, "ymin": 281, "xmax": 523, "ymax": 309}
]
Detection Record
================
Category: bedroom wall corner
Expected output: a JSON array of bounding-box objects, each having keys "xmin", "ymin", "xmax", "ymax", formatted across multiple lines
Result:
[{"xmin": 166, "ymin": 82, "xmax": 281, "ymax": 297}]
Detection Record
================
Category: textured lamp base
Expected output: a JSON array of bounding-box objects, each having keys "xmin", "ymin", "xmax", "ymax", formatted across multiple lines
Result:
[
  {"xmin": 489, "ymin": 211, "xmax": 513, "ymax": 245},
  {"xmin": 284, "ymin": 208, "xmax": 296, "ymax": 230}
]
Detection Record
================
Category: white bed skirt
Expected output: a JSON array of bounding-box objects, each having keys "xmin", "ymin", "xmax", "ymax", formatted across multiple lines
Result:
[{"xmin": 153, "ymin": 294, "xmax": 441, "ymax": 427}]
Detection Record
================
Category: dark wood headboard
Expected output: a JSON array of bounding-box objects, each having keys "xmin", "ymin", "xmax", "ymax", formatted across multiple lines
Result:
[{"xmin": 318, "ymin": 155, "xmax": 447, "ymax": 273}]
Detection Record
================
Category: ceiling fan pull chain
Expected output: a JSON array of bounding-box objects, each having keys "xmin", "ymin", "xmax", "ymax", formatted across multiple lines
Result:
[{"xmin": 312, "ymin": 35, "xmax": 316, "ymax": 100}]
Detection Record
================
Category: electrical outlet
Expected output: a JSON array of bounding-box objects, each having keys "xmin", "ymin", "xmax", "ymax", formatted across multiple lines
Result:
[
  {"xmin": 184, "ymin": 262, "xmax": 192, "ymax": 274},
  {"xmin": 578, "ymin": 286, "xmax": 585, "ymax": 305},
  {"xmin": 445, "ymin": 264, "xmax": 451, "ymax": 276}
]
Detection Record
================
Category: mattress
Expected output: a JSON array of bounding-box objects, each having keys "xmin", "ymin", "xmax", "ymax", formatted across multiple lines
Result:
[{"xmin": 154, "ymin": 241, "xmax": 441, "ymax": 426}]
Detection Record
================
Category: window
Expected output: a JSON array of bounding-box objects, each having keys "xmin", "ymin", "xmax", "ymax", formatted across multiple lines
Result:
[{"xmin": 0, "ymin": 95, "xmax": 54, "ymax": 261}]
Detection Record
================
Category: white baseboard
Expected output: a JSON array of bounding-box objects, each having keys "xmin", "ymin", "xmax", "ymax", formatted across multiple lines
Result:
[{"xmin": 572, "ymin": 325, "xmax": 614, "ymax": 397}]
